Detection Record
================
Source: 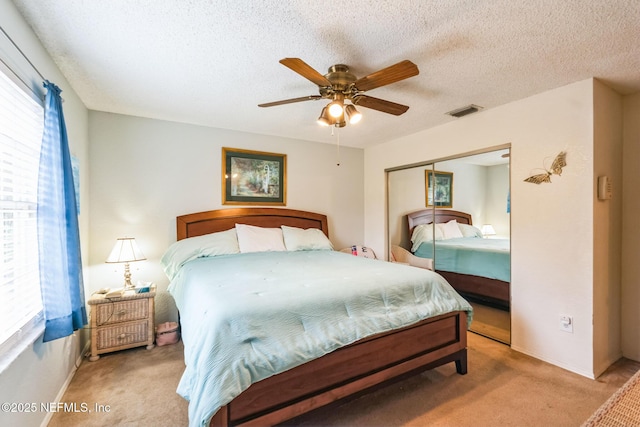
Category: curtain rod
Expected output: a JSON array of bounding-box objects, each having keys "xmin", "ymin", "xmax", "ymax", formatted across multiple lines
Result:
[
  {"xmin": 0, "ymin": 24, "xmax": 67, "ymax": 104},
  {"xmin": 0, "ymin": 24, "xmax": 46, "ymax": 82}
]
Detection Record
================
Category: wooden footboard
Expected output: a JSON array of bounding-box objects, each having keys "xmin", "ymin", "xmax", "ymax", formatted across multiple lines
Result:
[{"xmin": 210, "ymin": 310, "xmax": 467, "ymax": 427}]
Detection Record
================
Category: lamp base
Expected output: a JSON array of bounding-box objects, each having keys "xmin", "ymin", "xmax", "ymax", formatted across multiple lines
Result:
[{"xmin": 123, "ymin": 262, "xmax": 135, "ymax": 290}]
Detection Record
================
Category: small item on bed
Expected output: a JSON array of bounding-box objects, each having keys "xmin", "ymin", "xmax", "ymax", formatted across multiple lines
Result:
[
  {"xmin": 155, "ymin": 321, "xmax": 180, "ymax": 346},
  {"xmin": 339, "ymin": 245, "xmax": 377, "ymax": 259}
]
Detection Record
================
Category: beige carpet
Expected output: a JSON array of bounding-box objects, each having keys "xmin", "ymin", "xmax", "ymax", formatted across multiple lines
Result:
[
  {"xmin": 582, "ymin": 366, "xmax": 640, "ymax": 426},
  {"xmin": 48, "ymin": 333, "xmax": 639, "ymax": 427}
]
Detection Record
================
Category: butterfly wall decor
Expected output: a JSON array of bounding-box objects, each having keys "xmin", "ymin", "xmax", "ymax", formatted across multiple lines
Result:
[{"xmin": 524, "ymin": 151, "xmax": 567, "ymax": 184}]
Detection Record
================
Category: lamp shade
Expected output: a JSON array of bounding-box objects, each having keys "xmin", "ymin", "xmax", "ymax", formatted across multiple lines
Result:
[
  {"xmin": 345, "ymin": 104, "xmax": 362, "ymax": 124},
  {"xmin": 106, "ymin": 237, "xmax": 146, "ymax": 263},
  {"xmin": 480, "ymin": 224, "xmax": 496, "ymax": 237},
  {"xmin": 317, "ymin": 106, "xmax": 332, "ymax": 126}
]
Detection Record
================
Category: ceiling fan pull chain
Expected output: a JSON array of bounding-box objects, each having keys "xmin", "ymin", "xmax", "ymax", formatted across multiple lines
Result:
[{"xmin": 335, "ymin": 127, "xmax": 341, "ymax": 166}]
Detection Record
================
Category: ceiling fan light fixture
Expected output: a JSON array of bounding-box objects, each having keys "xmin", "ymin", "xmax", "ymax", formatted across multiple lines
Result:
[
  {"xmin": 328, "ymin": 93, "xmax": 345, "ymax": 118},
  {"xmin": 317, "ymin": 106, "xmax": 332, "ymax": 126},
  {"xmin": 259, "ymin": 58, "xmax": 419, "ymax": 127},
  {"xmin": 328, "ymin": 100, "xmax": 343, "ymax": 118},
  {"xmin": 345, "ymin": 104, "xmax": 362, "ymax": 124}
]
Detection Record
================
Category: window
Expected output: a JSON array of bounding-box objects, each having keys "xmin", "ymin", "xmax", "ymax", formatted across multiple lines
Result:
[{"xmin": 0, "ymin": 65, "xmax": 44, "ymax": 361}]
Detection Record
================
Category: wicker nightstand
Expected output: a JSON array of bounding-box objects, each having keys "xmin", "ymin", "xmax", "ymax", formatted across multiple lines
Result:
[{"xmin": 88, "ymin": 286, "xmax": 156, "ymax": 361}]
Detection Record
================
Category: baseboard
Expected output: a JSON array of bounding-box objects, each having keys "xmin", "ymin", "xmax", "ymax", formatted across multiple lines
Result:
[
  {"xmin": 39, "ymin": 334, "xmax": 90, "ymax": 427},
  {"xmin": 510, "ymin": 343, "xmax": 595, "ymax": 379},
  {"xmin": 594, "ymin": 351, "xmax": 625, "ymax": 379}
]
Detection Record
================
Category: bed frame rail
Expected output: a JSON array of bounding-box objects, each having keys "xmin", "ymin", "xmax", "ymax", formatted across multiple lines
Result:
[{"xmin": 210, "ymin": 311, "xmax": 467, "ymax": 427}]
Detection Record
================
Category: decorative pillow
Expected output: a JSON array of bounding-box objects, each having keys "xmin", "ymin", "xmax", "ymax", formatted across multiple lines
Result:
[
  {"xmin": 160, "ymin": 228, "xmax": 240, "ymax": 280},
  {"xmin": 281, "ymin": 225, "xmax": 333, "ymax": 251},
  {"xmin": 410, "ymin": 223, "xmax": 443, "ymax": 252},
  {"xmin": 235, "ymin": 223, "xmax": 286, "ymax": 253},
  {"xmin": 458, "ymin": 223, "xmax": 484, "ymax": 238},
  {"xmin": 440, "ymin": 220, "xmax": 464, "ymax": 239}
]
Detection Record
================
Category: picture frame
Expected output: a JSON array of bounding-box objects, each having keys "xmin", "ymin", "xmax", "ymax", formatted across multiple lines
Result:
[
  {"xmin": 425, "ymin": 170, "xmax": 453, "ymax": 208},
  {"xmin": 222, "ymin": 147, "xmax": 287, "ymax": 205}
]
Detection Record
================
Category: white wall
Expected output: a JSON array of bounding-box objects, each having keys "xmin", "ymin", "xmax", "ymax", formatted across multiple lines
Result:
[
  {"xmin": 87, "ymin": 112, "xmax": 365, "ymax": 321},
  {"xmin": 622, "ymin": 92, "xmax": 640, "ymax": 360},
  {"xmin": 432, "ymin": 160, "xmax": 488, "ymax": 222},
  {"xmin": 365, "ymin": 79, "xmax": 602, "ymax": 377},
  {"xmin": 485, "ymin": 164, "xmax": 510, "ymax": 238},
  {"xmin": 0, "ymin": 2, "xmax": 90, "ymax": 426},
  {"xmin": 387, "ymin": 165, "xmax": 429, "ymax": 249}
]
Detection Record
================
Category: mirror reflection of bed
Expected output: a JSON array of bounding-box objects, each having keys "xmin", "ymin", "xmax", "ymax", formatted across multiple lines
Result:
[
  {"xmin": 387, "ymin": 147, "xmax": 511, "ymax": 344},
  {"xmin": 407, "ymin": 209, "xmax": 510, "ymax": 343}
]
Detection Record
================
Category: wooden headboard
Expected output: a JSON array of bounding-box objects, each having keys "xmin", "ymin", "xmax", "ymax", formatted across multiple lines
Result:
[
  {"xmin": 407, "ymin": 209, "xmax": 472, "ymax": 235},
  {"xmin": 176, "ymin": 208, "xmax": 329, "ymax": 240}
]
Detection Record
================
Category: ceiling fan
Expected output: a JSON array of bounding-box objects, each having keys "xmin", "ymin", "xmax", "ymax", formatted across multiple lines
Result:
[{"xmin": 258, "ymin": 58, "xmax": 419, "ymax": 127}]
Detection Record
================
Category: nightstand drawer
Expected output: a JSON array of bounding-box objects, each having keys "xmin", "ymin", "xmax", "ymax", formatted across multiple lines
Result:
[
  {"xmin": 95, "ymin": 299, "xmax": 149, "ymax": 325},
  {"xmin": 88, "ymin": 286, "xmax": 156, "ymax": 361},
  {"xmin": 95, "ymin": 322, "xmax": 149, "ymax": 350}
]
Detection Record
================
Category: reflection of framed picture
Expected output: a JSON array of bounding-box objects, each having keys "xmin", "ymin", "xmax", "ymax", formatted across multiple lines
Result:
[
  {"xmin": 222, "ymin": 147, "xmax": 287, "ymax": 205},
  {"xmin": 425, "ymin": 170, "xmax": 453, "ymax": 208}
]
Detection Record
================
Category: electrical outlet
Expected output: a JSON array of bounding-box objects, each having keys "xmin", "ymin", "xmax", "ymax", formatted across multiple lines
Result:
[{"xmin": 560, "ymin": 315, "xmax": 573, "ymax": 333}]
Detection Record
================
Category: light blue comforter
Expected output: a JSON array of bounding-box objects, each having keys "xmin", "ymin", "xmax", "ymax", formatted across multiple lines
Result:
[
  {"xmin": 415, "ymin": 238, "xmax": 511, "ymax": 282},
  {"xmin": 168, "ymin": 250, "xmax": 472, "ymax": 426}
]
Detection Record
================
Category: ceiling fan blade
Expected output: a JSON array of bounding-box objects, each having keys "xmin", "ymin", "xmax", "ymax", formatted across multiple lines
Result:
[
  {"xmin": 258, "ymin": 95, "xmax": 323, "ymax": 108},
  {"xmin": 354, "ymin": 60, "xmax": 419, "ymax": 92},
  {"xmin": 352, "ymin": 95, "xmax": 409, "ymax": 116},
  {"xmin": 279, "ymin": 58, "xmax": 332, "ymax": 87}
]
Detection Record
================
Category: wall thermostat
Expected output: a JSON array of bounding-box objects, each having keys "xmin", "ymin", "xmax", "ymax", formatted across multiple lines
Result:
[{"xmin": 598, "ymin": 176, "xmax": 613, "ymax": 200}]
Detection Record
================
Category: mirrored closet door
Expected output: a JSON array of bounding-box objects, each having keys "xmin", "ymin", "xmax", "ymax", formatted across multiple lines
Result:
[{"xmin": 387, "ymin": 147, "xmax": 511, "ymax": 344}]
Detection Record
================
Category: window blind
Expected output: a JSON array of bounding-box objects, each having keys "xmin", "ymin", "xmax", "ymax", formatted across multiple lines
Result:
[{"xmin": 0, "ymin": 67, "xmax": 44, "ymax": 351}]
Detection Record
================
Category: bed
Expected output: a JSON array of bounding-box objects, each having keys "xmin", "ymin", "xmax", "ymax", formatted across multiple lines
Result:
[
  {"xmin": 163, "ymin": 207, "xmax": 472, "ymax": 427},
  {"xmin": 407, "ymin": 209, "xmax": 510, "ymax": 309}
]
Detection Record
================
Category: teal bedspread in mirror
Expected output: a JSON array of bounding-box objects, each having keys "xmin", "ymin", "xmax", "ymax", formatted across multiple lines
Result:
[{"xmin": 415, "ymin": 237, "xmax": 510, "ymax": 282}]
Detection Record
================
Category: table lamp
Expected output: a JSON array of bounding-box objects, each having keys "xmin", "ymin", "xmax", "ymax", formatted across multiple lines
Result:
[
  {"xmin": 481, "ymin": 224, "xmax": 496, "ymax": 238},
  {"xmin": 106, "ymin": 237, "xmax": 146, "ymax": 290}
]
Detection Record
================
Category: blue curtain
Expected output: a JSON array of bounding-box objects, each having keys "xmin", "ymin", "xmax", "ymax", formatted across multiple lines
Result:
[{"xmin": 37, "ymin": 81, "xmax": 87, "ymax": 342}]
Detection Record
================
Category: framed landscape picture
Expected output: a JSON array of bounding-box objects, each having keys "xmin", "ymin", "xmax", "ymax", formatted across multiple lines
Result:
[
  {"xmin": 222, "ymin": 147, "xmax": 287, "ymax": 205},
  {"xmin": 426, "ymin": 170, "xmax": 453, "ymax": 208}
]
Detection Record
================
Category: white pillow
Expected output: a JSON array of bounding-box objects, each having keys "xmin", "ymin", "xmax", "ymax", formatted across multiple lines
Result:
[
  {"xmin": 281, "ymin": 225, "xmax": 333, "ymax": 251},
  {"xmin": 440, "ymin": 220, "xmax": 464, "ymax": 239},
  {"xmin": 235, "ymin": 223, "xmax": 286, "ymax": 253},
  {"xmin": 410, "ymin": 223, "xmax": 443, "ymax": 252},
  {"xmin": 458, "ymin": 223, "xmax": 483, "ymax": 238},
  {"xmin": 160, "ymin": 228, "xmax": 240, "ymax": 280}
]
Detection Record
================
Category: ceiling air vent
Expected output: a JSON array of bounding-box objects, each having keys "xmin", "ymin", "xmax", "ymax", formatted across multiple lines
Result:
[{"xmin": 446, "ymin": 104, "xmax": 483, "ymax": 118}]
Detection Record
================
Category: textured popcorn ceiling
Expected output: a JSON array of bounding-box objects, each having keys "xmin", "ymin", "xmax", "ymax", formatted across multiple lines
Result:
[{"xmin": 12, "ymin": 0, "xmax": 640, "ymax": 148}]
